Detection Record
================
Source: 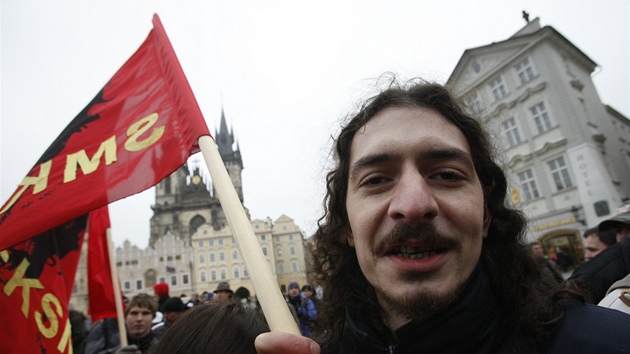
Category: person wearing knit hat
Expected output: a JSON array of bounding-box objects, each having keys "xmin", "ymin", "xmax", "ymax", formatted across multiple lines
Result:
[
  {"xmin": 286, "ymin": 280, "xmax": 317, "ymax": 337},
  {"xmin": 152, "ymin": 297, "xmax": 188, "ymax": 340},
  {"xmin": 153, "ymin": 282, "xmax": 170, "ymax": 313}
]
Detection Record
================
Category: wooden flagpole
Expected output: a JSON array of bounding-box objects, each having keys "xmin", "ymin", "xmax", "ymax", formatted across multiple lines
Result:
[
  {"xmin": 106, "ymin": 228, "xmax": 128, "ymax": 347},
  {"xmin": 198, "ymin": 135, "xmax": 300, "ymax": 335}
]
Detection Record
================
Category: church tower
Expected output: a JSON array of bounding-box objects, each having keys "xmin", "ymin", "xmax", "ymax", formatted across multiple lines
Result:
[
  {"xmin": 215, "ymin": 109, "xmax": 244, "ymax": 202},
  {"xmin": 149, "ymin": 110, "xmax": 245, "ymax": 247}
]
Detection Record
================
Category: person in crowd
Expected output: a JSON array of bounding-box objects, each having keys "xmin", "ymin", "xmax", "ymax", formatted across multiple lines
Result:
[
  {"xmin": 254, "ymin": 79, "xmax": 630, "ymax": 354},
  {"xmin": 69, "ymin": 305, "xmax": 89, "ymax": 354},
  {"xmin": 301, "ymin": 284, "xmax": 320, "ymax": 313},
  {"xmin": 153, "ymin": 301, "xmax": 270, "ymax": 354},
  {"xmin": 529, "ymin": 241, "xmax": 564, "ymax": 284},
  {"xmin": 85, "ymin": 293, "xmax": 159, "ymax": 354},
  {"xmin": 570, "ymin": 205, "xmax": 630, "ymax": 303},
  {"xmin": 153, "ymin": 282, "xmax": 170, "ymax": 313},
  {"xmin": 152, "ymin": 297, "xmax": 188, "ymax": 340},
  {"xmin": 583, "ymin": 227, "xmax": 617, "ymax": 261},
  {"xmin": 214, "ymin": 281, "xmax": 234, "ymax": 302},
  {"xmin": 286, "ymin": 281, "xmax": 317, "ymax": 337}
]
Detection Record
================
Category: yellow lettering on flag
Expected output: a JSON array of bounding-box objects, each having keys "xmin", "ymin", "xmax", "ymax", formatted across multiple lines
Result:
[
  {"xmin": 4, "ymin": 258, "xmax": 44, "ymax": 316},
  {"xmin": 64, "ymin": 135, "xmax": 117, "ymax": 182},
  {"xmin": 35, "ymin": 293, "xmax": 62, "ymax": 338},
  {"xmin": 125, "ymin": 113, "xmax": 165, "ymax": 151}
]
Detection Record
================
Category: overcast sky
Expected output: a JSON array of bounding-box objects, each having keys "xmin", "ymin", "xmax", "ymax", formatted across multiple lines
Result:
[{"xmin": 2, "ymin": 1, "xmax": 628, "ymax": 249}]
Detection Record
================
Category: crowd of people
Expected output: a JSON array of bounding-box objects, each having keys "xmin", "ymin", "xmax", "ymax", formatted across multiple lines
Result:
[{"xmin": 71, "ymin": 79, "xmax": 628, "ymax": 353}]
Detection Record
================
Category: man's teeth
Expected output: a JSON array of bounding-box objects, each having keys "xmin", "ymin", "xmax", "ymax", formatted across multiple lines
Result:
[{"xmin": 393, "ymin": 246, "xmax": 437, "ymax": 259}]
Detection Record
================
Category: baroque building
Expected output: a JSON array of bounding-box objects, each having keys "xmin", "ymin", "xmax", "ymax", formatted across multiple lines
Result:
[{"xmin": 447, "ymin": 17, "xmax": 630, "ymax": 270}]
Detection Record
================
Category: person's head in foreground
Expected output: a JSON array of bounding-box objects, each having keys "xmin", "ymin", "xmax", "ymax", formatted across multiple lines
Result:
[
  {"xmin": 153, "ymin": 301, "xmax": 269, "ymax": 354},
  {"xmin": 310, "ymin": 77, "xmax": 587, "ymax": 352}
]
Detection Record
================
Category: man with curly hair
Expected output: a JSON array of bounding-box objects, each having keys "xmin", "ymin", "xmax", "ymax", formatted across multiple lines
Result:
[{"xmin": 255, "ymin": 80, "xmax": 630, "ymax": 354}]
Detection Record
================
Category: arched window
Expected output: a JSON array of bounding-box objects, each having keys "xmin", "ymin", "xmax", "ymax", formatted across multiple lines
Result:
[{"xmin": 189, "ymin": 215, "xmax": 206, "ymax": 238}]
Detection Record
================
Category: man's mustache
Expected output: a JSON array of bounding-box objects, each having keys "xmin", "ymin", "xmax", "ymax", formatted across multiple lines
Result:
[{"xmin": 373, "ymin": 223, "xmax": 460, "ymax": 256}]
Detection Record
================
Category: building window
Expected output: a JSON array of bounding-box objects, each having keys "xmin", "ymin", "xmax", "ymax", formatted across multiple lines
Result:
[
  {"xmin": 210, "ymin": 252, "xmax": 216, "ymax": 263},
  {"xmin": 219, "ymin": 252, "xmax": 225, "ymax": 262},
  {"xmin": 243, "ymin": 266, "xmax": 249, "ymax": 278},
  {"xmin": 278, "ymin": 264, "xmax": 284, "ymax": 275},
  {"xmin": 232, "ymin": 250, "xmax": 238, "ymax": 260},
  {"xmin": 290, "ymin": 246, "xmax": 296, "ymax": 256},
  {"xmin": 136, "ymin": 279, "xmax": 143, "ymax": 290},
  {"xmin": 292, "ymin": 262, "xmax": 298, "ymax": 273},
  {"xmin": 502, "ymin": 117, "xmax": 522, "ymax": 147},
  {"xmin": 231, "ymin": 237, "xmax": 236, "ymax": 245},
  {"xmin": 170, "ymin": 275, "xmax": 177, "ymax": 286},
  {"xmin": 260, "ymin": 234, "xmax": 266, "ymax": 241},
  {"xmin": 200, "ymin": 271, "xmax": 207, "ymax": 283},
  {"xmin": 276, "ymin": 247, "xmax": 283, "ymax": 257},
  {"xmin": 175, "ymin": 255, "xmax": 181, "ymax": 261},
  {"xmin": 515, "ymin": 58, "xmax": 535, "ymax": 85},
  {"xmin": 220, "ymin": 268, "xmax": 227, "ymax": 280},
  {"xmin": 218, "ymin": 238, "xmax": 224, "ymax": 246},
  {"xmin": 158, "ymin": 276, "xmax": 166, "ymax": 284},
  {"xmin": 289, "ymin": 234, "xmax": 294, "ymax": 241},
  {"xmin": 209, "ymin": 239, "xmax": 214, "ymax": 247},
  {"xmin": 199, "ymin": 254, "xmax": 205, "ymax": 264},
  {"xmin": 211, "ymin": 270, "xmax": 217, "ymax": 282},
  {"xmin": 548, "ymin": 156, "xmax": 573, "ymax": 191},
  {"xmin": 124, "ymin": 281, "xmax": 131, "ymax": 291},
  {"xmin": 167, "ymin": 256, "xmax": 173, "ymax": 262},
  {"xmin": 182, "ymin": 274, "xmax": 189, "ymax": 285},
  {"xmin": 489, "ymin": 76, "xmax": 508, "ymax": 100},
  {"xmin": 530, "ymin": 102, "xmax": 552, "ymax": 134},
  {"xmin": 275, "ymin": 236, "xmax": 280, "ymax": 243},
  {"xmin": 517, "ymin": 169, "xmax": 540, "ymax": 201},
  {"xmin": 164, "ymin": 176, "xmax": 171, "ymax": 194},
  {"xmin": 262, "ymin": 247, "xmax": 268, "ymax": 256},
  {"xmin": 198, "ymin": 240, "xmax": 204, "ymax": 248},
  {"xmin": 233, "ymin": 267, "xmax": 240, "ymax": 279}
]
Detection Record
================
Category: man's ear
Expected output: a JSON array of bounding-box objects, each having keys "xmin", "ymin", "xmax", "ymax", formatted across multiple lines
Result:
[
  {"xmin": 346, "ymin": 227, "xmax": 355, "ymax": 247},
  {"xmin": 482, "ymin": 201, "xmax": 492, "ymax": 238}
]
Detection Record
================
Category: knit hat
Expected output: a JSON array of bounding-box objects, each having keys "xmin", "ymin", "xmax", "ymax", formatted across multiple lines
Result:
[
  {"xmin": 288, "ymin": 281, "xmax": 300, "ymax": 290},
  {"xmin": 162, "ymin": 297, "xmax": 187, "ymax": 313},
  {"xmin": 154, "ymin": 282, "xmax": 169, "ymax": 298},
  {"xmin": 599, "ymin": 202, "xmax": 630, "ymax": 232}
]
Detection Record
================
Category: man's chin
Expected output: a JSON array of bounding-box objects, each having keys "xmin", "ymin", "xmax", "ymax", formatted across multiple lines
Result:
[{"xmin": 377, "ymin": 285, "xmax": 463, "ymax": 323}]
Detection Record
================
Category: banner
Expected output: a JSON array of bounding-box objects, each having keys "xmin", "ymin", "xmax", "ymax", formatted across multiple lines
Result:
[
  {"xmin": 0, "ymin": 216, "xmax": 87, "ymax": 354},
  {"xmin": 87, "ymin": 206, "xmax": 118, "ymax": 323},
  {"xmin": 0, "ymin": 14, "xmax": 211, "ymax": 251},
  {"xmin": 0, "ymin": 14, "xmax": 211, "ymax": 353}
]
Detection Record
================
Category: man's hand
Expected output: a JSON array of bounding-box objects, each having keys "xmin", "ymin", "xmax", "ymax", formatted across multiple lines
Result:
[
  {"xmin": 115, "ymin": 345, "xmax": 141, "ymax": 354},
  {"xmin": 255, "ymin": 332, "xmax": 320, "ymax": 354}
]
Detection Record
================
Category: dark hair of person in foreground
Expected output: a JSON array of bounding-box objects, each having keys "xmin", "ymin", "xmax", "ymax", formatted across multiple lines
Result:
[
  {"xmin": 152, "ymin": 301, "xmax": 270, "ymax": 354},
  {"xmin": 311, "ymin": 77, "xmax": 588, "ymax": 353}
]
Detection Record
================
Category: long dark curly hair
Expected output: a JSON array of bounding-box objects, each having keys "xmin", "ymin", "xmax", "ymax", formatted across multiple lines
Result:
[{"xmin": 311, "ymin": 78, "xmax": 586, "ymax": 352}]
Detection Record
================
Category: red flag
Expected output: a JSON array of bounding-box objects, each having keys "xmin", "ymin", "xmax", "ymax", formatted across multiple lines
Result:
[
  {"xmin": 87, "ymin": 206, "xmax": 119, "ymax": 322},
  {"xmin": 0, "ymin": 216, "xmax": 87, "ymax": 354},
  {"xmin": 0, "ymin": 14, "xmax": 211, "ymax": 251}
]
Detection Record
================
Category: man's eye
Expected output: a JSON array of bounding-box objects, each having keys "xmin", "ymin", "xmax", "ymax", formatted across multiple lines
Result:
[
  {"xmin": 435, "ymin": 171, "xmax": 464, "ymax": 181},
  {"xmin": 362, "ymin": 176, "xmax": 386, "ymax": 186}
]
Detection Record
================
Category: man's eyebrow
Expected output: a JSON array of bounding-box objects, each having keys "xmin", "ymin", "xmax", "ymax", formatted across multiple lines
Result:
[
  {"xmin": 349, "ymin": 148, "xmax": 474, "ymax": 180},
  {"xmin": 349, "ymin": 153, "xmax": 394, "ymax": 181}
]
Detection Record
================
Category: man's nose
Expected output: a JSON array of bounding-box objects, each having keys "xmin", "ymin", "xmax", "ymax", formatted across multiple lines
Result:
[{"xmin": 387, "ymin": 169, "xmax": 438, "ymax": 223}]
